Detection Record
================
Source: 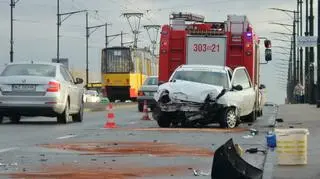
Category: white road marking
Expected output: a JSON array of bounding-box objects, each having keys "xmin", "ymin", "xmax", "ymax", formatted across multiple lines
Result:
[
  {"xmin": 0, "ymin": 147, "xmax": 19, "ymax": 153},
  {"xmin": 56, "ymin": 134, "xmax": 77, "ymax": 140}
]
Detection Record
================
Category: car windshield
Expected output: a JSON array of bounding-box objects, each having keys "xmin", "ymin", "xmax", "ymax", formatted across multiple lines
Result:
[
  {"xmin": 85, "ymin": 90, "xmax": 97, "ymax": 95},
  {"xmin": 1, "ymin": 64, "xmax": 56, "ymax": 77},
  {"xmin": 171, "ymin": 70, "xmax": 228, "ymax": 88},
  {"xmin": 143, "ymin": 77, "xmax": 158, "ymax": 85}
]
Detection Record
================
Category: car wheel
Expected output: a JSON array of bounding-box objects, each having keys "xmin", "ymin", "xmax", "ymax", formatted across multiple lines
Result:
[
  {"xmin": 0, "ymin": 116, "xmax": 3, "ymax": 124},
  {"xmin": 10, "ymin": 115, "xmax": 21, "ymax": 124},
  {"xmin": 247, "ymin": 110, "xmax": 257, "ymax": 122},
  {"xmin": 57, "ymin": 101, "xmax": 70, "ymax": 124},
  {"xmin": 138, "ymin": 102, "xmax": 144, "ymax": 112},
  {"xmin": 220, "ymin": 108, "xmax": 239, "ymax": 129},
  {"xmin": 157, "ymin": 112, "xmax": 172, "ymax": 128},
  {"xmin": 72, "ymin": 102, "xmax": 84, "ymax": 123}
]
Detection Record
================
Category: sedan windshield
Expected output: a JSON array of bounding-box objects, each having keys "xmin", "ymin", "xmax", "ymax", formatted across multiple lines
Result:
[
  {"xmin": 1, "ymin": 64, "xmax": 56, "ymax": 77},
  {"xmin": 143, "ymin": 77, "xmax": 158, "ymax": 85},
  {"xmin": 171, "ymin": 70, "xmax": 228, "ymax": 88}
]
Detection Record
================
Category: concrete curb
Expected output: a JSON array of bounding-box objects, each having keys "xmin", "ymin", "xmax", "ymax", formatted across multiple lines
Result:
[{"xmin": 262, "ymin": 148, "xmax": 276, "ymax": 179}]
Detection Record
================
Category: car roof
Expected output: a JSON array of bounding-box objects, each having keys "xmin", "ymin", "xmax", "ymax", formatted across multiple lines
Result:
[
  {"xmin": 177, "ymin": 64, "xmax": 231, "ymax": 72},
  {"xmin": 5, "ymin": 61, "xmax": 62, "ymax": 67}
]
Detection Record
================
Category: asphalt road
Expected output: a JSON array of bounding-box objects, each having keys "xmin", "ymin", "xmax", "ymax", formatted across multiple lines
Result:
[{"xmin": 0, "ymin": 103, "xmax": 277, "ymax": 179}]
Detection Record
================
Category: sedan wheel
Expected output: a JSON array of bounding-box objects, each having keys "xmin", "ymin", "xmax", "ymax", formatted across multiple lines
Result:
[
  {"xmin": 226, "ymin": 109, "xmax": 237, "ymax": 128},
  {"xmin": 57, "ymin": 102, "xmax": 70, "ymax": 124},
  {"xmin": 72, "ymin": 102, "xmax": 84, "ymax": 122},
  {"xmin": 220, "ymin": 108, "xmax": 238, "ymax": 129},
  {"xmin": 10, "ymin": 115, "xmax": 21, "ymax": 124}
]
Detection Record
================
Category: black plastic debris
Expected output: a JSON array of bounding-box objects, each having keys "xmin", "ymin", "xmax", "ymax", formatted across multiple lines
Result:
[
  {"xmin": 275, "ymin": 118, "xmax": 284, "ymax": 123},
  {"xmin": 211, "ymin": 138, "xmax": 263, "ymax": 179}
]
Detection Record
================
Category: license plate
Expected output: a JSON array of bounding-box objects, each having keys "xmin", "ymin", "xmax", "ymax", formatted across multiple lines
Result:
[{"xmin": 12, "ymin": 84, "xmax": 36, "ymax": 91}]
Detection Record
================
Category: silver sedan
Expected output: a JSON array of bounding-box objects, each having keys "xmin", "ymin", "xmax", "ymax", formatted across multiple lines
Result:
[{"xmin": 0, "ymin": 62, "xmax": 84, "ymax": 124}]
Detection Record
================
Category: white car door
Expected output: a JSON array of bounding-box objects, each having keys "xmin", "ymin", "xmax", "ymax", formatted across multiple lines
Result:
[{"xmin": 231, "ymin": 67, "xmax": 255, "ymax": 116}]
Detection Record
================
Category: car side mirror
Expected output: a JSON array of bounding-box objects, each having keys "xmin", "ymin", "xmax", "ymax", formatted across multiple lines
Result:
[
  {"xmin": 75, "ymin": 78, "xmax": 84, "ymax": 84},
  {"xmin": 265, "ymin": 49, "xmax": 272, "ymax": 62},
  {"xmin": 232, "ymin": 84, "xmax": 243, "ymax": 91},
  {"xmin": 259, "ymin": 84, "xmax": 266, "ymax": 89}
]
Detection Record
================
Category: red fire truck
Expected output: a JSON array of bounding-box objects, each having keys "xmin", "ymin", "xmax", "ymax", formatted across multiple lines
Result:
[{"xmin": 158, "ymin": 12, "xmax": 272, "ymax": 118}]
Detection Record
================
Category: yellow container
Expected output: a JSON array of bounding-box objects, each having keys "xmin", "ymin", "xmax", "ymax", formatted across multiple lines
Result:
[{"xmin": 275, "ymin": 128, "xmax": 309, "ymax": 165}]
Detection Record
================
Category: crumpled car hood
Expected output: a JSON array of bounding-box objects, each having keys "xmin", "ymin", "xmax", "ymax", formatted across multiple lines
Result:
[{"xmin": 155, "ymin": 80, "xmax": 224, "ymax": 103}]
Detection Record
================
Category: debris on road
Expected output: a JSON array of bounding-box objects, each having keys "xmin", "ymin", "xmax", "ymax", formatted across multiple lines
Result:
[
  {"xmin": 38, "ymin": 141, "xmax": 214, "ymax": 157},
  {"xmin": 7, "ymin": 163, "xmax": 194, "ymax": 179},
  {"xmin": 193, "ymin": 169, "xmax": 210, "ymax": 176},
  {"xmin": 130, "ymin": 127, "xmax": 248, "ymax": 133}
]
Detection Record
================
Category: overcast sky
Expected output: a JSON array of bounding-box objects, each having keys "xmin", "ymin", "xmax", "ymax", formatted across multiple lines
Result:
[{"xmin": 0, "ymin": 0, "xmax": 318, "ymax": 104}]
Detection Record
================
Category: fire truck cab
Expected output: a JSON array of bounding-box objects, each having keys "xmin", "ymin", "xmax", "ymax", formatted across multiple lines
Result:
[{"xmin": 157, "ymin": 12, "xmax": 272, "ymax": 123}]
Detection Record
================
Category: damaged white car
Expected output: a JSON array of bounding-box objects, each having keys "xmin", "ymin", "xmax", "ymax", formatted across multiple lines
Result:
[{"xmin": 153, "ymin": 65, "xmax": 257, "ymax": 128}]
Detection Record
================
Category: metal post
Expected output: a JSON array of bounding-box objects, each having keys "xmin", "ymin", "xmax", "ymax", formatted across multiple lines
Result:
[
  {"xmin": 299, "ymin": 0, "xmax": 304, "ymax": 85},
  {"xmin": 305, "ymin": 0, "xmax": 310, "ymax": 103},
  {"xmin": 121, "ymin": 31, "xmax": 123, "ymax": 47},
  {"xmin": 105, "ymin": 23, "xmax": 108, "ymax": 48},
  {"xmin": 57, "ymin": 0, "xmax": 60, "ymax": 63},
  {"xmin": 293, "ymin": 12, "xmax": 297, "ymax": 86},
  {"xmin": 317, "ymin": 0, "xmax": 320, "ymax": 107},
  {"xmin": 296, "ymin": 1, "xmax": 300, "ymax": 85},
  {"xmin": 86, "ymin": 12, "xmax": 89, "ymax": 86},
  {"xmin": 10, "ymin": 0, "xmax": 14, "ymax": 63},
  {"xmin": 309, "ymin": 0, "xmax": 315, "ymax": 104}
]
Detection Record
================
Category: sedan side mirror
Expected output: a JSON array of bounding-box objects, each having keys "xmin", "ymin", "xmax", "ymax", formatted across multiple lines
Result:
[
  {"xmin": 259, "ymin": 84, "xmax": 266, "ymax": 89},
  {"xmin": 232, "ymin": 84, "xmax": 243, "ymax": 91},
  {"xmin": 75, "ymin": 78, "xmax": 84, "ymax": 84}
]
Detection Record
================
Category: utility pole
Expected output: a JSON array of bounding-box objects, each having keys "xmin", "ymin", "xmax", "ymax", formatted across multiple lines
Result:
[
  {"xmin": 317, "ymin": 0, "xmax": 320, "ymax": 107},
  {"xmin": 309, "ymin": 0, "xmax": 315, "ymax": 104},
  {"xmin": 56, "ymin": 0, "xmax": 86, "ymax": 63},
  {"xmin": 85, "ymin": 11, "xmax": 110, "ymax": 86},
  {"xmin": 305, "ymin": 0, "xmax": 310, "ymax": 103},
  {"xmin": 143, "ymin": 25, "xmax": 161, "ymax": 56},
  {"xmin": 122, "ymin": 13, "xmax": 144, "ymax": 49},
  {"xmin": 10, "ymin": 0, "xmax": 21, "ymax": 63},
  {"xmin": 121, "ymin": 31, "xmax": 123, "ymax": 47},
  {"xmin": 292, "ymin": 13, "xmax": 299, "ymax": 86},
  {"xmin": 298, "ymin": 0, "xmax": 304, "ymax": 85}
]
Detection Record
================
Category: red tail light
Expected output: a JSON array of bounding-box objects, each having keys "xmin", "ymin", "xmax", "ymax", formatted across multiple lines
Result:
[
  {"xmin": 47, "ymin": 81, "xmax": 60, "ymax": 92},
  {"xmin": 138, "ymin": 91, "xmax": 144, "ymax": 96}
]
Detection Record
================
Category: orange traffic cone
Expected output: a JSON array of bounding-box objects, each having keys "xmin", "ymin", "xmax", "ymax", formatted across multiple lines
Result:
[
  {"xmin": 141, "ymin": 100, "xmax": 151, "ymax": 120},
  {"xmin": 104, "ymin": 103, "xmax": 117, "ymax": 128}
]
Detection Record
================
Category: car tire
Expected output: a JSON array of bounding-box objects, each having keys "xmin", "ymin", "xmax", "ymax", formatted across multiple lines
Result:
[
  {"xmin": 138, "ymin": 102, "xmax": 144, "ymax": 112},
  {"xmin": 10, "ymin": 115, "xmax": 21, "ymax": 124},
  {"xmin": 157, "ymin": 112, "xmax": 172, "ymax": 128},
  {"xmin": 72, "ymin": 102, "xmax": 84, "ymax": 123},
  {"xmin": 247, "ymin": 110, "xmax": 257, "ymax": 122},
  {"xmin": 0, "ymin": 116, "xmax": 3, "ymax": 124},
  {"xmin": 219, "ymin": 108, "xmax": 239, "ymax": 129},
  {"xmin": 57, "ymin": 101, "xmax": 70, "ymax": 124}
]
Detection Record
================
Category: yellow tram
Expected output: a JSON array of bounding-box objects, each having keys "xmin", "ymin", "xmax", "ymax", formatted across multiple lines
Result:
[{"xmin": 101, "ymin": 46, "xmax": 158, "ymax": 101}]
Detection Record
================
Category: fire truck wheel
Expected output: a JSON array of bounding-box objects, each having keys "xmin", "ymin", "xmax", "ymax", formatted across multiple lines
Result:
[
  {"xmin": 219, "ymin": 108, "xmax": 239, "ymax": 129},
  {"xmin": 157, "ymin": 112, "xmax": 173, "ymax": 128}
]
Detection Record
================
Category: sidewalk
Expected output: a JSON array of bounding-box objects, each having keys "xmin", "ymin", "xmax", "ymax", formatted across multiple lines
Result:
[{"xmin": 271, "ymin": 104, "xmax": 320, "ymax": 179}]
